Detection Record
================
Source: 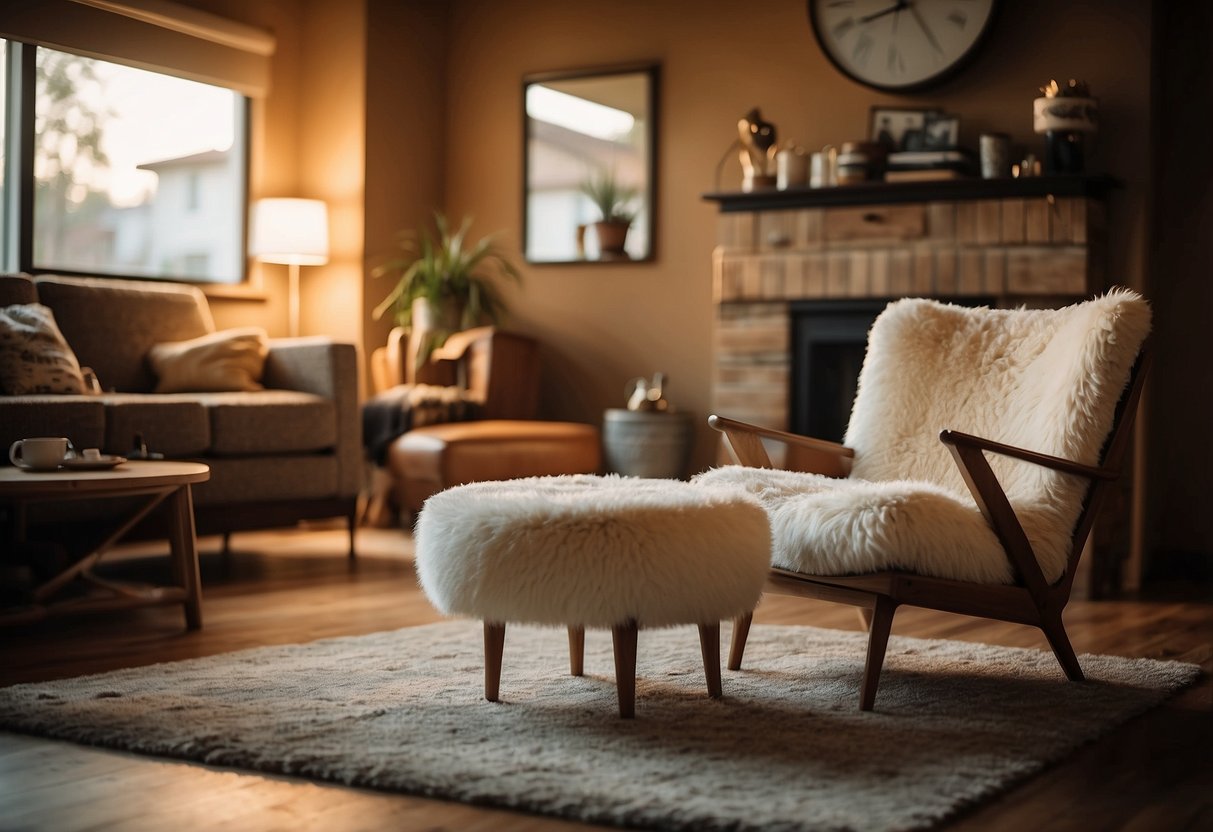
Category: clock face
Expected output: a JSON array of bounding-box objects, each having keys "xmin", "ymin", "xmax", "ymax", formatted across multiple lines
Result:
[{"xmin": 809, "ymin": 0, "xmax": 998, "ymax": 92}]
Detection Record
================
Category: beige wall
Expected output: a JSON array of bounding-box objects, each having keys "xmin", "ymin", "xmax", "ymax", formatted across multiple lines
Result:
[
  {"xmin": 181, "ymin": 0, "xmax": 365, "ymax": 355},
  {"xmin": 443, "ymin": 0, "xmax": 1152, "ymax": 470},
  {"xmin": 363, "ymin": 0, "xmax": 450, "ymax": 377}
]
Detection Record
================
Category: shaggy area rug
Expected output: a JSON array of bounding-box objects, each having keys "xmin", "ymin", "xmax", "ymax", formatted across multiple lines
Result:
[{"xmin": 0, "ymin": 622, "xmax": 1199, "ymax": 832}]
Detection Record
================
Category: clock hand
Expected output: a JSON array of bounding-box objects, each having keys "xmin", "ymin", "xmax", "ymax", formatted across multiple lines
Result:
[
  {"xmin": 908, "ymin": 3, "xmax": 944, "ymax": 54},
  {"xmin": 859, "ymin": 1, "xmax": 908, "ymax": 24}
]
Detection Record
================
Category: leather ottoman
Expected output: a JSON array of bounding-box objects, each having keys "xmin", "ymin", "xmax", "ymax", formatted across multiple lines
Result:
[{"xmin": 387, "ymin": 420, "xmax": 601, "ymax": 513}]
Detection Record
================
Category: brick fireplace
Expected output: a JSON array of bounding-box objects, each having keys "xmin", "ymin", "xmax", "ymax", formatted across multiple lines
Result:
[{"xmin": 707, "ymin": 178, "xmax": 1111, "ymax": 439}]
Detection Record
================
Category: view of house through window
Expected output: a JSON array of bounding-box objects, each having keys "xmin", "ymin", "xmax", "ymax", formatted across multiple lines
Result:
[{"xmin": 29, "ymin": 46, "xmax": 247, "ymax": 283}]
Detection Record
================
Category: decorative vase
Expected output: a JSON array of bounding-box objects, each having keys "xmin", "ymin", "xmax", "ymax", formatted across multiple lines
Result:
[
  {"xmin": 593, "ymin": 221, "xmax": 630, "ymax": 257},
  {"xmin": 1033, "ymin": 96, "xmax": 1098, "ymax": 174}
]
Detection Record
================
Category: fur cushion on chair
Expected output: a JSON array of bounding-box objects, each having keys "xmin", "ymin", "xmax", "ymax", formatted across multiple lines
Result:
[
  {"xmin": 414, "ymin": 475, "xmax": 771, "ymax": 628},
  {"xmin": 698, "ymin": 291, "xmax": 1151, "ymax": 584}
]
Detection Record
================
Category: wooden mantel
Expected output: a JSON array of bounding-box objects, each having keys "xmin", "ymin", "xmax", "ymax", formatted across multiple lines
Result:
[{"xmin": 704, "ymin": 174, "xmax": 1118, "ymax": 211}]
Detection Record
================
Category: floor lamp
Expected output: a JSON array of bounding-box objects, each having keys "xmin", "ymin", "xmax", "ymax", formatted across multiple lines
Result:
[{"xmin": 250, "ymin": 198, "xmax": 329, "ymax": 337}]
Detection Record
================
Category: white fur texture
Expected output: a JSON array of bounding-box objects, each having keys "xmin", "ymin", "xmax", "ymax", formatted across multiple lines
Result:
[
  {"xmin": 698, "ymin": 291, "xmax": 1150, "ymax": 584},
  {"xmin": 414, "ymin": 474, "xmax": 771, "ymax": 627}
]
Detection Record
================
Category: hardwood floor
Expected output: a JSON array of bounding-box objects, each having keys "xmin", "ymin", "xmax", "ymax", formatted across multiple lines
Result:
[{"xmin": 1, "ymin": 525, "xmax": 1210, "ymax": 832}]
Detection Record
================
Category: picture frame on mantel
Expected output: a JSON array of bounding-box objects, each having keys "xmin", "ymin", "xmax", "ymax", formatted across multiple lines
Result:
[
  {"xmin": 522, "ymin": 63, "xmax": 659, "ymax": 265},
  {"xmin": 871, "ymin": 106, "xmax": 937, "ymax": 152}
]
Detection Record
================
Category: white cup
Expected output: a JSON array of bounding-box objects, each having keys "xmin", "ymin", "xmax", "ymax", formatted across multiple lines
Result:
[
  {"xmin": 9, "ymin": 437, "xmax": 71, "ymax": 470},
  {"xmin": 82, "ymin": 448, "xmax": 102, "ymax": 460}
]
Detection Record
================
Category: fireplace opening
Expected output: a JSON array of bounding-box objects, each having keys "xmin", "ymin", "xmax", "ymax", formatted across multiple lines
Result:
[
  {"xmin": 790, "ymin": 297, "xmax": 992, "ymax": 443},
  {"xmin": 789, "ymin": 301, "xmax": 886, "ymax": 443}
]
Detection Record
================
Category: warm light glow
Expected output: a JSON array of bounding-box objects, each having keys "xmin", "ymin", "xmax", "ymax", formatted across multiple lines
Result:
[
  {"xmin": 250, "ymin": 198, "xmax": 330, "ymax": 265},
  {"xmin": 526, "ymin": 85, "xmax": 635, "ymax": 141}
]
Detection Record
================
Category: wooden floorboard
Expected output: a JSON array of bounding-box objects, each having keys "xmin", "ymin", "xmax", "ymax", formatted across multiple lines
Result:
[{"xmin": 1, "ymin": 525, "xmax": 1210, "ymax": 831}]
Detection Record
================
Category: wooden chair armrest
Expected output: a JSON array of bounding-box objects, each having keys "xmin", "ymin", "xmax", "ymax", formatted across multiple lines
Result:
[
  {"xmin": 709, "ymin": 415, "xmax": 855, "ymax": 457},
  {"xmin": 708, "ymin": 414, "xmax": 855, "ymax": 472},
  {"xmin": 939, "ymin": 433, "xmax": 1055, "ymax": 605},
  {"xmin": 938, "ymin": 430, "xmax": 1117, "ymax": 480}
]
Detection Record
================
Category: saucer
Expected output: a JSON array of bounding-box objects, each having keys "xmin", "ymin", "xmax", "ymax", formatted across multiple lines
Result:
[
  {"xmin": 59, "ymin": 455, "xmax": 127, "ymax": 471},
  {"xmin": 15, "ymin": 461, "xmax": 65, "ymax": 472}
]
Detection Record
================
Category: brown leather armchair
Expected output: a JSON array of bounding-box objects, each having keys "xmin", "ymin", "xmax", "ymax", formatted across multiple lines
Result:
[
  {"xmin": 366, "ymin": 327, "xmax": 600, "ymax": 520},
  {"xmin": 370, "ymin": 325, "xmax": 540, "ymax": 417}
]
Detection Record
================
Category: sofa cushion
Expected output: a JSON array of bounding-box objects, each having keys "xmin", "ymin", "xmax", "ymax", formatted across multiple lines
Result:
[
  {"xmin": 0, "ymin": 396, "xmax": 105, "ymax": 457},
  {"xmin": 97, "ymin": 394, "xmax": 210, "ymax": 457},
  {"xmin": 34, "ymin": 275, "xmax": 215, "ymax": 393},
  {"xmin": 0, "ymin": 304, "xmax": 87, "ymax": 395},
  {"xmin": 193, "ymin": 455, "xmax": 338, "ymax": 506},
  {"xmin": 195, "ymin": 391, "xmax": 336, "ymax": 455},
  {"xmin": 148, "ymin": 328, "xmax": 269, "ymax": 393}
]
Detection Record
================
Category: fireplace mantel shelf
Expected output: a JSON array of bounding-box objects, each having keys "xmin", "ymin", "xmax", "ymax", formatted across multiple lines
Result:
[{"xmin": 704, "ymin": 174, "xmax": 1118, "ymax": 212}]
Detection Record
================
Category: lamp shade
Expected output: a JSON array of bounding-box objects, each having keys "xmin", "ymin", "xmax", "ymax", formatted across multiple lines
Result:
[{"xmin": 250, "ymin": 198, "xmax": 329, "ymax": 265}]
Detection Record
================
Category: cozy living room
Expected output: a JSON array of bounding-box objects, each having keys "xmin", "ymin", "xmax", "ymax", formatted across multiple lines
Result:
[{"xmin": 0, "ymin": 1, "xmax": 1209, "ymax": 830}]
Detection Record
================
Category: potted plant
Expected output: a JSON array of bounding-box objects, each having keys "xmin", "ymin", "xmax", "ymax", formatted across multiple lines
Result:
[
  {"xmin": 580, "ymin": 169, "xmax": 637, "ymax": 256},
  {"xmin": 372, "ymin": 213, "xmax": 521, "ymax": 371}
]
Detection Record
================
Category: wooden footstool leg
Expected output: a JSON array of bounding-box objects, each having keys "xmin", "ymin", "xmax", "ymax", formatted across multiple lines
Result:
[
  {"xmin": 484, "ymin": 621, "xmax": 506, "ymax": 702},
  {"xmin": 568, "ymin": 626, "xmax": 585, "ymax": 676},
  {"xmin": 729, "ymin": 612, "xmax": 752, "ymax": 671},
  {"xmin": 698, "ymin": 623, "xmax": 723, "ymax": 699},
  {"xmin": 612, "ymin": 619, "xmax": 638, "ymax": 719}
]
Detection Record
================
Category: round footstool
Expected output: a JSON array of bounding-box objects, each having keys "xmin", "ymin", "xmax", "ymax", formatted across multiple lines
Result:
[{"xmin": 414, "ymin": 475, "xmax": 771, "ymax": 717}]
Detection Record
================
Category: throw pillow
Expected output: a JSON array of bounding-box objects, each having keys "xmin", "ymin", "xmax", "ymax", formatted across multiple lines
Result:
[
  {"xmin": 0, "ymin": 303, "xmax": 87, "ymax": 395},
  {"xmin": 148, "ymin": 327, "xmax": 270, "ymax": 393}
]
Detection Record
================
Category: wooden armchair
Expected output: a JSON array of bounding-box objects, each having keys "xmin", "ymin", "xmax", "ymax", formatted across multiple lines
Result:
[{"xmin": 702, "ymin": 292, "xmax": 1151, "ymax": 710}]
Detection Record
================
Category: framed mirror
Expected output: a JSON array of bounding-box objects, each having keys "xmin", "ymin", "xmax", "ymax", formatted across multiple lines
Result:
[{"xmin": 523, "ymin": 64, "xmax": 658, "ymax": 264}]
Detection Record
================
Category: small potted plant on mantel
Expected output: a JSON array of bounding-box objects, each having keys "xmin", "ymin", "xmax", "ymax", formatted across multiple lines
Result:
[
  {"xmin": 580, "ymin": 168, "xmax": 637, "ymax": 258},
  {"xmin": 372, "ymin": 213, "xmax": 521, "ymax": 378}
]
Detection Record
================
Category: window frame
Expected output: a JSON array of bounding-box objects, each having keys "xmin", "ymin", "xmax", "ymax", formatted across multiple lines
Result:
[{"xmin": 2, "ymin": 39, "xmax": 254, "ymax": 291}]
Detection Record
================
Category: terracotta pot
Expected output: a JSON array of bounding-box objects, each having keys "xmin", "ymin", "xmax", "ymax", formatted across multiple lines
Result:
[{"xmin": 593, "ymin": 220, "xmax": 630, "ymax": 256}]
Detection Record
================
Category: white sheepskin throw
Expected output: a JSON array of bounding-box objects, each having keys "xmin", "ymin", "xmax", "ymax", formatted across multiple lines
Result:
[
  {"xmin": 698, "ymin": 291, "xmax": 1151, "ymax": 585},
  {"xmin": 414, "ymin": 475, "xmax": 771, "ymax": 628}
]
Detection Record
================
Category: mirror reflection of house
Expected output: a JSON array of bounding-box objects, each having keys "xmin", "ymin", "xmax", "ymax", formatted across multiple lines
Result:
[{"xmin": 524, "ymin": 69, "xmax": 653, "ymax": 263}]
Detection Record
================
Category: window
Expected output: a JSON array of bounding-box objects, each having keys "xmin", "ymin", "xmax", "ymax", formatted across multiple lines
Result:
[{"xmin": 2, "ymin": 41, "xmax": 249, "ymax": 284}]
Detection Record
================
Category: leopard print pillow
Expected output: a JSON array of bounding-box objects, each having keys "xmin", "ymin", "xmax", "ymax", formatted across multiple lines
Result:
[{"xmin": 0, "ymin": 303, "xmax": 87, "ymax": 395}]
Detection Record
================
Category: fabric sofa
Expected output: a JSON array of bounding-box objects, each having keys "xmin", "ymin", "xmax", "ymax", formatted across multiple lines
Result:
[{"xmin": 0, "ymin": 273, "xmax": 361, "ymax": 550}]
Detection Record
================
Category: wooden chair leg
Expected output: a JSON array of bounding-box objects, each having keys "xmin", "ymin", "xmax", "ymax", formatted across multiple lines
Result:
[
  {"xmin": 1041, "ymin": 615, "xmax": 1085, "ymax": 681},
  {"xmin": 484, "ymin": 621, "xmax": 506, "ymax": 702},
  {"xmin": 347, "ymin": 509, "xmax": 357, "ymax": 559},
  {"xmin": 859, "ymin": 596, "xmax": 896, "ymax": 711},
  {"xmin": 612, "ymin": 619, "xmax": 638, "ymax": 719},
  {"xmin": 568, "ymin": 625, "xmax": 585, "ymax": 676},
  {"xmin": 728, "ymin": 612, "xmax": 753, "ymax": 671},
  {"xmin": 698, "ymin": 623, "xmax": 723, "ymax": 699},
  {"xmin": 857, "ymin": 607, "xmax": 873, "ymax": 630}
]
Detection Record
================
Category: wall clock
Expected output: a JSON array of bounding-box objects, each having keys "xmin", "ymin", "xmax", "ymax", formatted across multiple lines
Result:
[{"xmin": 808, "ymin": 0, "xmax": 999, "ymax": 93}]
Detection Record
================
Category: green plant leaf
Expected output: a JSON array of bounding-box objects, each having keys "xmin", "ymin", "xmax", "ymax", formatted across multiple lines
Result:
[{"xmin": 371, "ymin": 212, "xmax": 524, "ymax": 351}]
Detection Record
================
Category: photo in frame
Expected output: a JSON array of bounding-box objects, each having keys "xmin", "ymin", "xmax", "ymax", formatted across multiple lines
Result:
[
  {"xmin": 923, "ymin": 114, "xmax": 960, "ymax": 149},
  {"xmin": 870, "ymin": 107, "xmax": 937, "ymax": 152}
]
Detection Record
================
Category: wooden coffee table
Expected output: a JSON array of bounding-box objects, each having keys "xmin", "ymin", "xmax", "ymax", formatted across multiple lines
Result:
[{"xmin": 0, "ymin": 461, "xmax": 210, "ymax": 629}]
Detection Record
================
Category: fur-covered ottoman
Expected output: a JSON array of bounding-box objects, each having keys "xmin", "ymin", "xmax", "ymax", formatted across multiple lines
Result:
[{"xmin": 414, "ymin": 475, "xmax": 771, "ymax": 717}]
